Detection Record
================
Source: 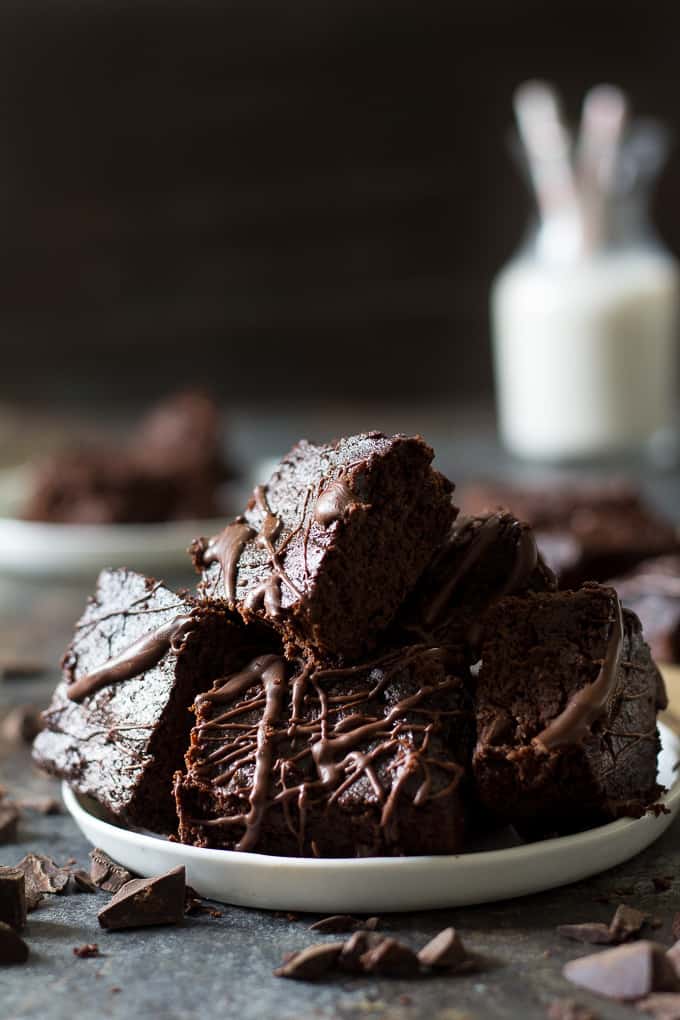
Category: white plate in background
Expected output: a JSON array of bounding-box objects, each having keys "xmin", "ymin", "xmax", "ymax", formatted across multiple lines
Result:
[{"xmin": 62, "ymin": 721, "xmax": 680, "ymax": 913}]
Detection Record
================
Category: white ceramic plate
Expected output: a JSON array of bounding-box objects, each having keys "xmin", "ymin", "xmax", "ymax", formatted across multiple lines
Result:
[
  {"xmin": 0, "ymin": 466, "xmax": 230, "ymax": 578},
  {"xmin": 62, "ymin": 722, "xmax": 680, "ymax": 913}
]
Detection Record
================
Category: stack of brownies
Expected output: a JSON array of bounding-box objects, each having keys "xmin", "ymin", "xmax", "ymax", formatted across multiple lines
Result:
[{"xmin": 33, "ymin": 433, "xmax": 667, "ymax": 856}]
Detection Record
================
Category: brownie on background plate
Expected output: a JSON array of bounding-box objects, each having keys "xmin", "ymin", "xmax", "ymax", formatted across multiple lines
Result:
[
  {"xmin": 460, "ymin": 478, "xmax": 679, "ymax": 590},
  {"xmin": 175, "ymin": 644, "xmax": 474, "ymax": 856},
  {"xmin": 192, "ymin": 432, "xmax": 455, "ymax": 663},
  {"xmin": 473, "ymin": 584, "xmax": 666, "ymax": 836},
  {"xmin": 610, "ymin": 555, "xmax": 680, "ymax": 664},
  {"xmin": 33, "ymin": 568, "xmax": 272, "ymax": 832}
]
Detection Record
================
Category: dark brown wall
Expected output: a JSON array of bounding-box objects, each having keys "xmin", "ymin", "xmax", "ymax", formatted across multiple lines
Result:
[{"xmin": 0, "ymin": 1, "xmax": 678, "ymax": 406}]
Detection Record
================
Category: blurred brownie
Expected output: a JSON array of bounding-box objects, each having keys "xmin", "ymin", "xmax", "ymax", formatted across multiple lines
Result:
[
  {"xmin": 473, "ymin": 584, "xmax": 666, "ymax": 835},
  {"xmin": 22, "ymin": 390, "xmax": 230, "ymax": 524},
  {"xmin": 175, "ymin": 644, "xmax": 473, "ymax": 856},
  {"xmin": 33, "ymin": 568, "xmax": 269, "ymax": 832},
  {"xmin": 192, "ymin": 432, "xmax": 455, "ymax": 661},
  {"xmin": 396, "ymin": 511, "xmax": 556, "ymax": 653},
  {"xmin": 460, "ymin": 479, "xmax": 678, "ymax": 589},
  {"xmin": 611, "ymin": 555, "xmax": 680, "ymax": 664}
]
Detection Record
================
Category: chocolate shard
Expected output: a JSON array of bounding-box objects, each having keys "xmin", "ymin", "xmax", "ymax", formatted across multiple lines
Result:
[
  {"xmin": 360, "ymin": 937, "xmax": 420, "ymax": 977},
  {"xmin": 89, "ymin": 848, "xmax": 135, "ymax": 894},
  {"xmin": 609, "ymin": 905, "xmax": 649, "ymax": 942},
  {"xmin": 0, "ymin": 867, "xmax": 26, "ymax": 930},
  {"xmin": 558, "ymin": 923, "xmax": 614, "ymax": 946},
  {"xmin": 418, "ymin": 927, "xmax": 468, "ymax": 970},
  {"xmin": 274, "ymin": 942, "xmax": 345, "ymax": 980},
  {"xmin": 546, "ymin": 999, "xmax": 600, "ymax": 1020},
  {"xmin": 0, "ymin": 801, "xmax": 19, "ymax": 844},
  {"xmin": 309, "ymin": 914, "xmax": 360, "ymax": 934},
  {"xmin": 362, "ymin": 916, "xmax": 380, "ymax": 931},
  {"xmin": 71, "ymin": 870, "xmax": 98, "ymax": 894},
  {"xmin": 564, "ymin": 941, "xmax": 680, "ymax": 1001},
  {"xmin": 0, "ymin": 921, "xmax": 29, "ymax": 964},
  {"xmin": 637, "ymin": 993, "xmax": 680, "ymax": 1019},
  {"xmin": 73, "ymin": 943, "xmax": 100, "ymax": 958},
  {"xmin": 17, "ymin": 853, "xmax": 70, "ymax": 911},
  {"xmin": 338, "ymin": 930, "xmax": 385, "ymax": 973},
  {"xmin": 97, "ymin": 866, "xmax": 185, "ymax": 931}
]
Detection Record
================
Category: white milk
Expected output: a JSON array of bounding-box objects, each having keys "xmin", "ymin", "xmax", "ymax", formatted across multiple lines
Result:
[{"xmin": 492, "ymin": 247, "xmax": 679, "ymax": 460}]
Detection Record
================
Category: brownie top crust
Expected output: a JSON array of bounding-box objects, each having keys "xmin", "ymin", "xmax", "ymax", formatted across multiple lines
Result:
[{"xmin": 192, "ymin": 432, "xmax": 455, "ymax": 661}]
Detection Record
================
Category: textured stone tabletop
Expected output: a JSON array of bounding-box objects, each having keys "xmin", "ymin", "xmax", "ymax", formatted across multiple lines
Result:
[{"xmin": 2, "ymin": 411, "xmax": 680, "ymax": 1019}]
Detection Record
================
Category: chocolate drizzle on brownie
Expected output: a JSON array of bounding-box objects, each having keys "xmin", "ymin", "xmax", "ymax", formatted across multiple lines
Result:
[
  {"xmin": 313, "ymin": 478, "xmax": 355, "ymax": 527},
  {"xmin": 534, "ymin": 594, "xmax": 624, "ymax": 751},
  {"xmin": 202, "ymin": 519, "xmax": 255, "ymax": 602},
  {"xmin": 185, "ymin": 646, "xmax": 465, "ymax": 853},
  {"xmin": 67, "ymin": 613, "xmax": 195, "ymax": 702}
]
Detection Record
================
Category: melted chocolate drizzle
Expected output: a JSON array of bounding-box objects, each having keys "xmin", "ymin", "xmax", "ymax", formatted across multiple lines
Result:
[
  {"xmin": 313, "ymin": 478, "xmax": 355, "ymax": 527},
  {"xmin": 534, "ymin": 596, "xmax": 624, "ymax": 751},
  {"xmin": 186, "ymin": 646, "xmax": 466, "ymax": 852},
  {"xmin": 202, "ymin": 519, "xmax": 255, "ymax": 602},
  {"xmin": 67, "ymin": 612, "xmax": 195, "ymax": 702}
]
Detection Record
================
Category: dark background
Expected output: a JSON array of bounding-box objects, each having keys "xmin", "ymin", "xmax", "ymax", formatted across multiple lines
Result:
[{"xmin": 0, "ymin": 0, "xmax": 679, "ymax": 410}]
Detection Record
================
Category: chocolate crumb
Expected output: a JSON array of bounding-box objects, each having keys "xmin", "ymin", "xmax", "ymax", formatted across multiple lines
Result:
[
  {"xmin": 338, "ymin": 930, "xmax": 385, "ymax": 973},
  {"xmin": 654, "ymin": 877, "xmax": 674, "ymax": 893},
  {"xmin": 0, "ymin": 921, "xmax": 29, "ymax": 964},
  {"xmin": 418, "ymin": 928, "xmax": 469, "ymax": 971},
  {"xmin": 73, "ymin": 943, "xmax": 100, "ymax": 958},
  {"xmin": 274, "ymin": 942, "xmax": 344, "ymax": 980},
  {"xmin": 609, "ymin": 905, "xmax": 650, "ymax": 942},
  {"xmin": 89, "ymin": 848, "xmax": 135, "ymax": 894},
  {"xmin": 97, "ymin": 866, "xmax": 185, "ymax": 931}
]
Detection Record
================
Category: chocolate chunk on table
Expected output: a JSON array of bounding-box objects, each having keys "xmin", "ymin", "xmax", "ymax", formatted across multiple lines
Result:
[
  {"xmin": 97, "ymin": 866, "xmax": 185, "ymax": 931},
  {"xmin": 563, "ymin": 941, "xmax": 680, "ymax": 1001},
  {"xmin": 0, "ymin": 868, "xmax": 26, "ymax": 930},
  {"xmin": 0, "ymin": 921, "xmax": 29, "ymax": 964}
]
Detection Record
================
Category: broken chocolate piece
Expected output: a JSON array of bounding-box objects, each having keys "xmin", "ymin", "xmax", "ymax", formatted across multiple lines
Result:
[
  {"xmin": 89, "ymin": 848, "xmax": 135, "ymax": 894},
  {"xmin": 547, "ymin": 1000, "xmax": 599, "ymax": 1020},
  {"xmin": 360, "ymin": 937, "xmax": 420, "ymax": 977},
  {"xmin": 274, "ymin": 942, "xmax": 345, "ymax": 980},
  {"xmin": 637, "ymin": 994, "xmax": 680, "ymax": 1019},
  {"xmin": 418, "ymin": 927, "xmax": 468, "ymax": 970},
  {"xmin": 0, "ymin": 868, "xmax": 26, "ymax": 930},
  {"xmin": 0, "ymin": 801, "xmax": 19, "ymax": 844},
  {"xmin": 338, "ymin": 930, "xmax": 385, "ymax": 973},
  {"xmin": 0, "ymin": 921, "xmax": 28, "ymax": 964},
  {"xmin": 610, "ymin": 905, "xmax": 650, "ymax": 942},
  {"xmin": 97, "ymin": 866, "xmax": 185, "ymax": 931},
  {"xmin": 17, "ymin": 853, "xmax": 70, "ymax": 911},
  {"xmin": 72, "ymin": 870, "xmax": 98, "ymax": 894},
  {"xmin": 564, "ymin": 941, "xmax": 680, "ymax": 1001},
  {"xmin": 558, "ymin": 923, "xmax": 614, "ymax": 945},
  {"xmin": 73, "ymin": 943, "xmax": 100, "ymax": 958}
]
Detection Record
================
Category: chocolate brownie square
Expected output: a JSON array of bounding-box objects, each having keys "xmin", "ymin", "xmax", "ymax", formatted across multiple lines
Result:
[
  {"xmin": 396, "ymin": 511, "xmax": 556, "ymax": 653},
  {"xmin": 473, "ymin": 584, "xmax": 666, "ymax": 834},
  {"xmin": 611, "ymin": 555, "xmax": 680, "ymax": 664},
  {"xmin": 175, "ymin": 644, "xmax": 473, "ymax": 856},
  {"xmin": 33, "ymin": 568, "xmax": 269, "ymax": 832},
  {"xmin": 192, "ymin": 432, "xmax": 455, "ymax": 661},
  {"xmin": 460, "ymin": 479, "xmax": 678, "ymax": 589}
]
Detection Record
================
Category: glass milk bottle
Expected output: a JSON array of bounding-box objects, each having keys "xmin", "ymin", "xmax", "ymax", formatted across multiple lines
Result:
[{"xmin": 492, "ymin": 94, "xmax": 679, "ymax": 461}]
